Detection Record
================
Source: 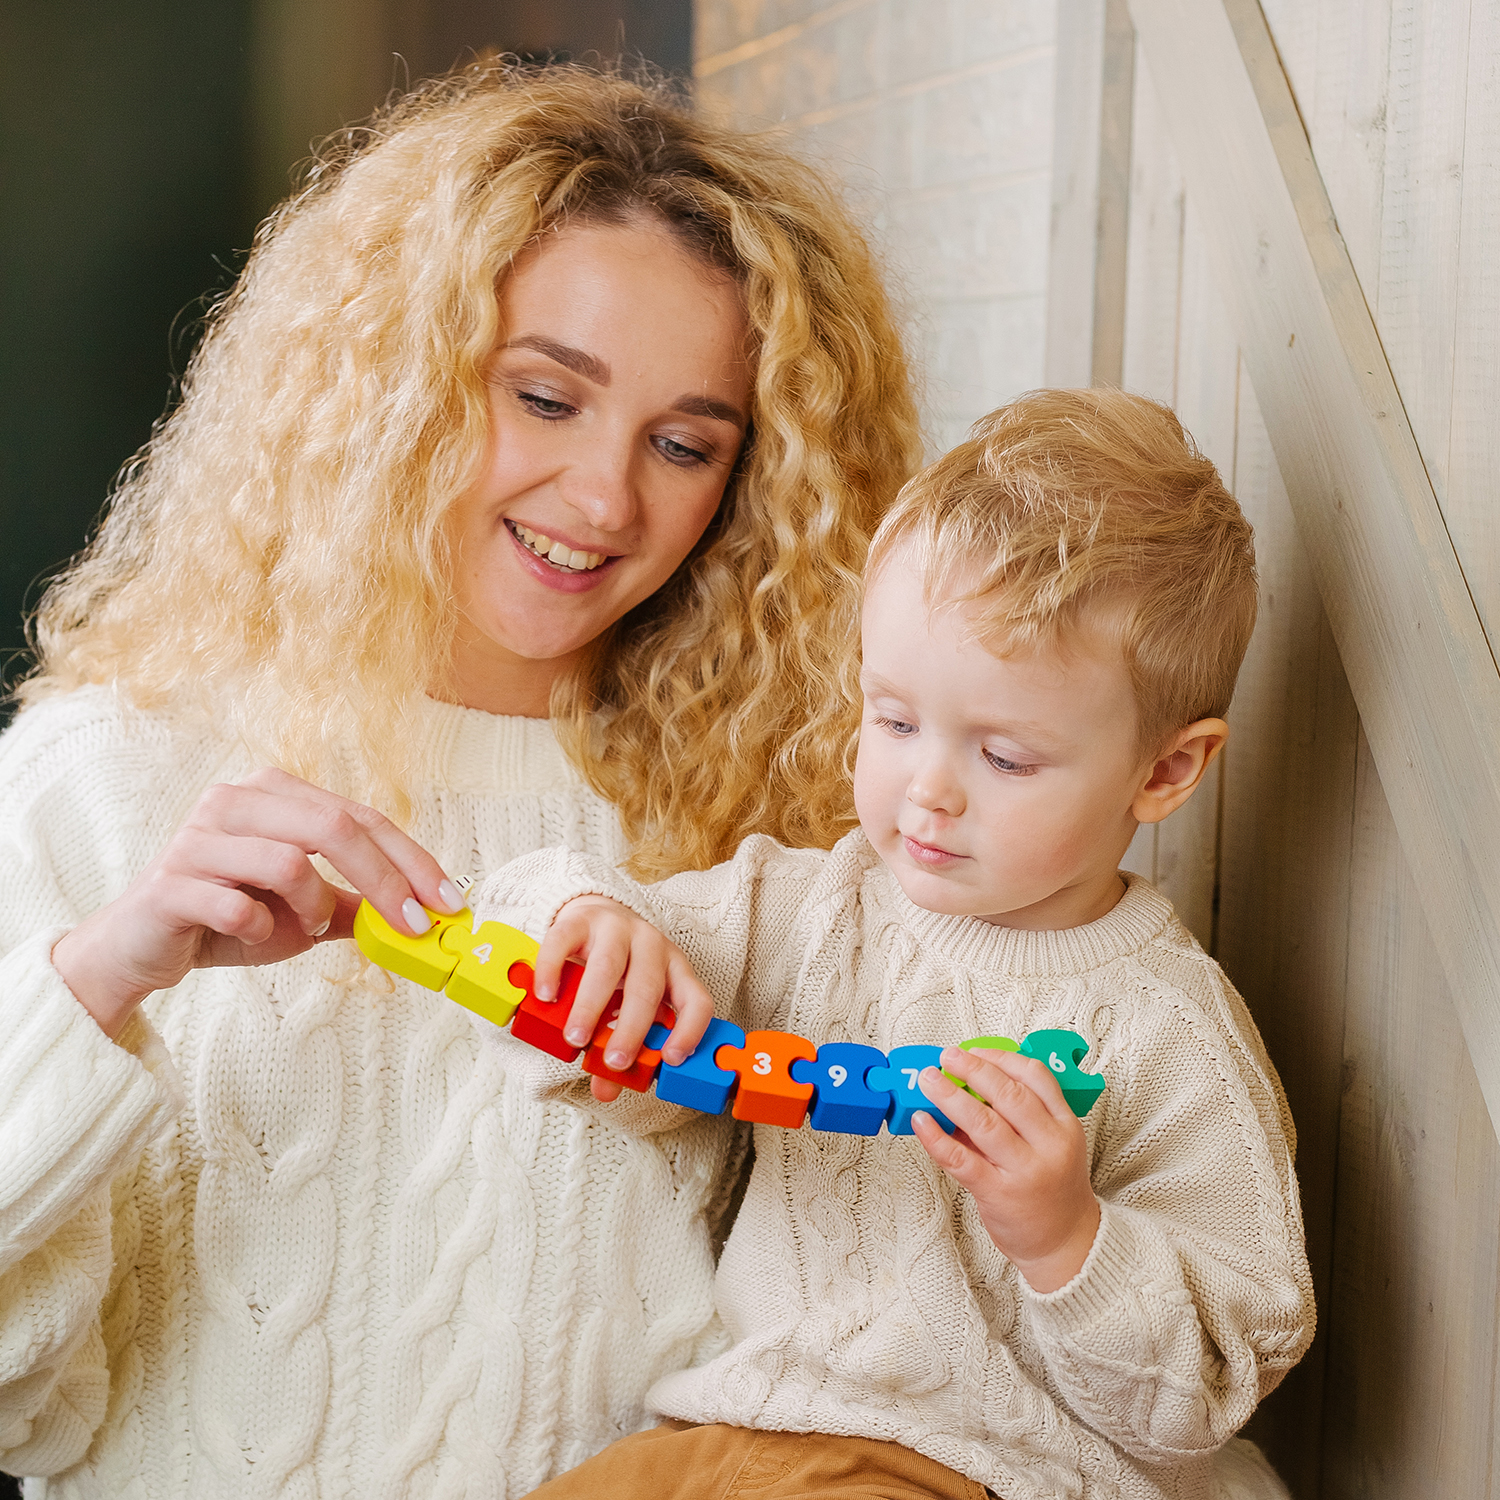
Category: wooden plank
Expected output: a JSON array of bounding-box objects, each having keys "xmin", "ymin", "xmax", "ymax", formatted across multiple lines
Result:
[
  {"xmin": 1446, "ymin": 0, "xmax": 1500, "ymax": 649},
  {"xmin": 1044, "ymin": 0, "xmax": 1137, "ymax": 387},
  {"xmin": 1125, "ymin": 0, "xmax": 1500, "ymax": 1137},
  {"xmin": 1216, "ymin": 369, "xmax": 1358, "ymax": 1494},
  {"xmin": 1319, "ymin": 730, "xmax": 1500, "ymax": 1499}
]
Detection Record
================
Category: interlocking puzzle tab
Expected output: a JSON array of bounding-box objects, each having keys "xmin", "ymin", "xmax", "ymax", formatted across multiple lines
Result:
[
  {"xmin": 440, "ymin": 919, "xmax": 539, "ymax": 1028},
  {"xmin": 869, "ymin": 1046, "xmax": 958, "ymax": 1135},
  {"xmin": 582, "ymin": 998, "xmax": 676, "ymax": 1092},
  {"xmin": 353, "ymin": 901, "xmax": 466, "ymax": 991},
  {"xmin": 947, "ymin": 1035, "xmax": 1020, "ymax": 1097},
  {"xmin": 1019, "ymin": 1029, "xmax": 1106, "ymax": 1118},
  {"xmin": 791, "ymin": 1043, "xmax": 891, "ymax": 1135},
  {"xmin": 656, "ymin": 1018, "xmax": 746, "ymax": 1114},
  {"xmin": 715, "ymin": 1030, "xmax": 818, "ymax": 1128}
]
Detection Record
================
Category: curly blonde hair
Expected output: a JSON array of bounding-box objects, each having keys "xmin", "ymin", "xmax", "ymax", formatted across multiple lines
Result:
[
  {"xmin": 869, "ymin": 389, "xmax": 1257, "ymax": 756},
  {"xmin": 22, "ymin": 63, "xmax": 921, "ymax": 877}
]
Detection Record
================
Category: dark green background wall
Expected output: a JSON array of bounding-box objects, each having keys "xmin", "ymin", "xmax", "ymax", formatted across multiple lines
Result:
[{"xmin": 0, "ymin": 0, "xmax": 690, "ymax": 717}]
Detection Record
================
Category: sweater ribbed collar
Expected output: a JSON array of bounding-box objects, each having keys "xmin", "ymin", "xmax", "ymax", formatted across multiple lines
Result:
[
  {"xmin": 861, "ymin": 839, "xmax": 1176, "ymax": 977},
  {"xmin": 413, "ymin": 697, "xmax": 583, "ymax": 797}
]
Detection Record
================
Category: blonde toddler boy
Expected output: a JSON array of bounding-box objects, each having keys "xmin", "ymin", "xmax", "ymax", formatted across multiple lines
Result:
[{"xmin": 474, "ymin": 390, "xmax": 1314, "ymax": 1500}]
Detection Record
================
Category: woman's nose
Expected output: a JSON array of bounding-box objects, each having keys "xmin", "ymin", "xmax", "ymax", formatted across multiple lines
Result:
[{"xmin": 565, "ymin": 433, "xmax": 639, "ymax": 533}]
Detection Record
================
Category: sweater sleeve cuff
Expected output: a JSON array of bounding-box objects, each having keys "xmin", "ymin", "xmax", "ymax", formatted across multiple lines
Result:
[
  {"xmin": 0, "ymin": 928, "xmax": 181, "ymax": 1264},
  {"xmin": 1019, "ymin": 1200, "xmax": 1165, "ymax": 1336},
  {"xmin": 468, "ymin": 847, "xmax": 664, "ymax": 945}
]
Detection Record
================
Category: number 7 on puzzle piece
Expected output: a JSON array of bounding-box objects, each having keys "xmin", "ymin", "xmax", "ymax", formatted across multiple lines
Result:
[
  {"xmin": 867, "ymin": 1046, "xmax": 958, "ymax": 1135},
  {"xmin": 715, "ymin": 1030, "xmax": 818, "ymax": 1128}
]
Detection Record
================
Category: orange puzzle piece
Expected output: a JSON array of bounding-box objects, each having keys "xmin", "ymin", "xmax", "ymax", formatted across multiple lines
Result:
[
  {"xmin": 581, "ymin": 996, "xmax": 677, "ymax": 1092},
  {"xmin": 715, "ymin": 1029, "xmax": 818, "ymax": 1128}
]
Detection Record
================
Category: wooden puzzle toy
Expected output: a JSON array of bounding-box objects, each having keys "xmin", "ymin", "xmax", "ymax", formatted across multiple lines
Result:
[{"xmin": 354, "ymin": 902, "xmax": 1106, "ymax": 1133}]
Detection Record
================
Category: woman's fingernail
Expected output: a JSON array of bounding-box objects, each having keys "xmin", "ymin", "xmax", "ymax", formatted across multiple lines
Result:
[
  {"xmin": 311, "ymin": 914, "xmax": 332, "ymax": 938},
  {"xmin": 402, "ymin": 898, "xmax": 431, "ymax": 935},
  {"xmin": 437, "ymin": 879, "xmax": 465, "ymax": 914}
]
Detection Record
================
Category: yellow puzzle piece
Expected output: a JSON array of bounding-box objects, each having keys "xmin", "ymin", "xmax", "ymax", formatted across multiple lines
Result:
[
  {"xmin": 352, "ymin": 900, "xmax": 466, "ymax": 990},
  {"xmin": 439, "ymin": 918, "xmax": 539, "ymax": 1028}
]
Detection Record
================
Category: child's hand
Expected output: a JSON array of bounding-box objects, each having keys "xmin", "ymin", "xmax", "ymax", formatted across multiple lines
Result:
[
  {"xmin": 911, "ymin": 1046, "xmax": 1100, "ymax": 1293},
  {"xmin": 534, "ymin": 895, "xmax": 715, "ymax": 1102}
]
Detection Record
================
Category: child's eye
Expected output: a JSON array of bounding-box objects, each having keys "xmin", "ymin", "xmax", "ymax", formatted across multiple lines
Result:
[
  {"xmin": 653, "ymin": 434, "xmax": 712, "ymax": 467},
  {"xmin": 872, "ymin": 715, "xmax": 917, "ymax": 736},
  {"xmin": 517, "ymin": 389, "xmax": 576, "ymax": 419},
  {"xmin": 983, "ymin": 749, "xmax": 1035, "ymax": 775}
]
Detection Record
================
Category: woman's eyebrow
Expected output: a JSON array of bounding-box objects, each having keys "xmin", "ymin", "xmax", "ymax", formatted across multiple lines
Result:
[
  {"xmin": 504, "ymin": 334, "xmax": 610, "ymax": 385},
  {"xmin": 672, "ymin": 393, "xmax": 747, "ymax": 428}
]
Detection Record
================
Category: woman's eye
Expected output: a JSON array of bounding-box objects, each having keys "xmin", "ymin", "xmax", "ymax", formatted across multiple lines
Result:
[
  {"xmin": 984, "ymin": 749, "xmax": 1034, "ymax": 775},
  {"xmin": 517, "ymin": 390, "xmax": 575, "ymax": 419},
  {"xmin": 653, "ymin": 435, "xmax": 711, "ymax": 467}
]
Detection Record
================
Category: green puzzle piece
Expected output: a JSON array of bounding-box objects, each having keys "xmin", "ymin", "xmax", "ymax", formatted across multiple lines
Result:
[{"xmin": 1018, "ymin": 1028, "xmax": 1106, "ymax": 1118}]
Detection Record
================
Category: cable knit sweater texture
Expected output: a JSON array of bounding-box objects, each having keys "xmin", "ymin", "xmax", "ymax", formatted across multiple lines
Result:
[
  {"xmin": 475, "ymin": 834, "xmax": 1316, "ymax": 1500},
  {"xmin": 0, "ymin": 686, "xmax": 740, "ymax": 1499}
]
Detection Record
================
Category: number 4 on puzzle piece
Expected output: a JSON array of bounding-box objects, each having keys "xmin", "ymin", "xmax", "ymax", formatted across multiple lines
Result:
[
  {"xmin": 867, "ymin": 1046, "xmax": 958, "ymax": 1136},
  {"xmin": 715, "ymin": 1030, "xmax": 818, "ymax": 1128},
  {"xmin": 1018, "ymin": 1029, "xmax": 1106, "ymax": 1118},
  {"xmin": 790, "ymin": 1043, "xmax": 891, "ymax": 1135},
  {"xmin": 439, "ymin": 919, "xmax": 539, "ymax": 1028}
]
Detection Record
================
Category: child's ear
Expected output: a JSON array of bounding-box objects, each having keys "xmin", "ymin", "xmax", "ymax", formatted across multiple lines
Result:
[{"xmin": 1131, "ymin": 718, "xmax": 1229, "ymax": 825}]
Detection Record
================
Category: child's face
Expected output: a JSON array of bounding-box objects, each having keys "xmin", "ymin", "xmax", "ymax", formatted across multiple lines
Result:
[{"xmin": 854, "ymin": 552, "xmax": 1163, "ymax": 931}]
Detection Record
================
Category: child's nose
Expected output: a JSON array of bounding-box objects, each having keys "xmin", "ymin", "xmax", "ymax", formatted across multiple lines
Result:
[{"xmin": 907, "ymin": 756, "xmax": 966, "ymax": 817}]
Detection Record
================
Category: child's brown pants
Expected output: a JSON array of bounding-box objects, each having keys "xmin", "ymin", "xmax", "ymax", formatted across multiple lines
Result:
[{"xmin": 523, "ymin": 1419, "xmax": 995, "ymax": 1499}]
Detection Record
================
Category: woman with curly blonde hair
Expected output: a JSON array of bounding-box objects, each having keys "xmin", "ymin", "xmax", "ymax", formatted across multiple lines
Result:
[{"xmin": 0, "ymin": 64, "xmax": 919, "ymax": 1498}]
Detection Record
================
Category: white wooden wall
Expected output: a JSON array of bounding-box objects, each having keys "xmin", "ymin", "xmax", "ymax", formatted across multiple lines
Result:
[{"xmin": 692, "ymin": 0, "xmax": 1057, "ymax": 454}]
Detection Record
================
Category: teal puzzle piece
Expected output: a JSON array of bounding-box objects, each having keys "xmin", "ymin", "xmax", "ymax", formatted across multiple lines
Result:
[{"xmin": 1018, "ymin": 1028, "xmax": 1106, "ymax": 1118}]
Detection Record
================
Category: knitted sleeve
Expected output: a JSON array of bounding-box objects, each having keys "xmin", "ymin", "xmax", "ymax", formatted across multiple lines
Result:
[
  {"xmin": 1019, "ymin": 950, "xmax": 1315, "ymax": 1462},
  {"xmin": 0, "ymin": 696, "xmax": 187, "ymax": 1473},
  {"xmin": 468, "ymin": 836, "xmax": 828, "ymax": 1129}
]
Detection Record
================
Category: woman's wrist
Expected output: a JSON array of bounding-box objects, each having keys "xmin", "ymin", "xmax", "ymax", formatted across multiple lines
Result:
[{"xmin": 51, "ymin": 919, "xmax": 154, "ymax": 1041}]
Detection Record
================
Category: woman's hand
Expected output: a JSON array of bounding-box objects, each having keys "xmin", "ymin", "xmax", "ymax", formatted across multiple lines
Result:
[
  {"xmin": 911, "ymin": 1046, "xmax": 1101, "ymax": 1293},
  {"xmin": 534, "ymin": 894, "xmax": 715, "ymax": 1102},
  {"xmin": 51, "ymin": 767, "xmax": 464, "ymax": 1040}
]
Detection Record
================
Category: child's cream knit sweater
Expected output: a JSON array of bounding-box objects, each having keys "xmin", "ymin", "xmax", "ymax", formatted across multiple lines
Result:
[
  {"xmin": 474, "ymin": 832, "xmax": 1316, "ymax": 1500},
  {"xmin": 0, "ymin": 687, "xmax": 737, "ymax": 1499}
]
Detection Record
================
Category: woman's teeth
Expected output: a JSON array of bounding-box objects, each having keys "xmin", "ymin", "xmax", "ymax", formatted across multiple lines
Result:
[{"xmin": 507, "ymin": 521, "xmax": 607, "ymax": 572}]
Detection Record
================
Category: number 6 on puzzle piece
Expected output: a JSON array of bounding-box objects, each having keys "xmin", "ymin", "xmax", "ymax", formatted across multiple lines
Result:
[
  {"xmin": 715, "ymin": 1030, "xmax": 818, "ymax": 1128},
  {"xmin": 353, "ymin": 899, "xmax": 466, "ymax": 991},
  {"xmin": 440, "ymin": 919, "xmax": 539, "ymax": 1028},
  {"xmin": 867, "ymin": 1045, "xmax": 958, "ymax": 1135},
  {"xmin": 1018, "ymin": 1028, "xmax": 1106, "ymax": 1117},
  {"xmin": 790, "ymin": 1043, "xmax": 891, "ymax": 1135}
]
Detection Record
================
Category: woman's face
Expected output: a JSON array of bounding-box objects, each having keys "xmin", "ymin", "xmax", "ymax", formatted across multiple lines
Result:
[{"xmin": 446, "ymin": 218, "xmax": 752, "ymax": 715}]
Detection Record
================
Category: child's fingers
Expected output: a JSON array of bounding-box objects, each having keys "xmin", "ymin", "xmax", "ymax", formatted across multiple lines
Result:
[
  {"xmin": 598, "ymin": 939, "xmax": 671, "ymax": 1067},
  {"xmin": 912, "ymin": 1110, "xmax": 999, "ymax": 1193},
  {"xmin": 533, "ymin": 905, "xmax": 594, "ymax": 1001},
  {"xmin": 590, "ymin": 1076, "xmax": 625, "ymax": 1103},
  {"xmin": 917, "ymin": 1067, "xmax": 1026, "ymax": 1167},
  {"xmin": 659, "ymin": 951, "xmax": 713, "ymax": 1065},
  {"xmin": 942, "ymin": 1046, "xmax": 1072, "ymax": 1138},
  {"xmin": 567, "ymin": 923, "xmax": 637, "ymax": 1048}
]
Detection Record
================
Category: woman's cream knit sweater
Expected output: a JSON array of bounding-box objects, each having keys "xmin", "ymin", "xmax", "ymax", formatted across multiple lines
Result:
[
  {"xmin": 0, "ymin": 687, "xmax": 738, "ymax": 1499},
  {"xmin": 473, "ymin": 832, "xmax": 1317, "ymax": 1500}
]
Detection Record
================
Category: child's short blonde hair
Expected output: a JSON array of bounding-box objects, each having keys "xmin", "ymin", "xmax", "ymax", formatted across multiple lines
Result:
[{"xmin": 868, "ymin": 389, "xmax": 1257, "ymax": 757}]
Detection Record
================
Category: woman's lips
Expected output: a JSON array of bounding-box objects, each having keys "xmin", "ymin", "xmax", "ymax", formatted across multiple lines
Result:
[
  {"xmin": 903, "ymin": 834, "xmax": 964, "ymax": 867},
  {"xmin": 503, "ymin": 519, "xmax": 619, "ymax": 594}
]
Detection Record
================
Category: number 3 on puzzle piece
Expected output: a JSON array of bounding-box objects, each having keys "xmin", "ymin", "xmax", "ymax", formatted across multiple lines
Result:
[
  {"xmin": 867, "ymin": 1045, "xmax": 958, "ymax": 1136},
  {"xmin": 1018, "ymin": 1028, "xmax": 1106, "ymax": 1118},
  {"xmin": 715, "ymin": 1030, "xmax": 818, "ymax": 1128},
  {"xmin": 440, "ymin": 920, "xmax": 539, "ymax": 1028},
  {"xmin": 352, "ymin": 900, "xmax": 466, "ymax": 991}
]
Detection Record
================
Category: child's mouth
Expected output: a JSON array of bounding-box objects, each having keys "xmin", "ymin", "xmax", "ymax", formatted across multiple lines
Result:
[
  {"xmin": 505, "ymin": 520, "xmax": 610, "ymax": 573},
  {"xmin": 903, "ymin": 835, "xmax": 962, "ymax": 866}
]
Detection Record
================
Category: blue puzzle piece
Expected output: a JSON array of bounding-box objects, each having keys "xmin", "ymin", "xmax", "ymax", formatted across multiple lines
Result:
[
  {"xmin": 867, "ymin": 1045, "xmax": 958, "ymax": 1136},
  {"xmin": 655, "ymin": 1017, "xmax": 746, "ymax": 1114},
  {"xmin": 791, "ymin": 1043, "xmax": 891, "ymax": 1135},
  {"xmin": 1018, "ymin": 1028, "xmax": 1106, "ymax": 1118}
]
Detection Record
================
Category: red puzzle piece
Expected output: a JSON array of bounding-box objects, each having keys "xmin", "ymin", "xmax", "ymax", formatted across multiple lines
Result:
[
  {"xmin": 715, "ymin": 1030, "xmax": 818, "ymax": 1128},
  {"xmin": 581, "ymin": 997, "xmax": 676, "ymax": 1093},
  {"xmin": 508, "ymin": 959, "xmax": 588, "ymax": 1061}
]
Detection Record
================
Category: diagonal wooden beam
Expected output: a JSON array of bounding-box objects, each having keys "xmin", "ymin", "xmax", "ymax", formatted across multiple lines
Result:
[{"xmin": 1124, "ymin": 0, "xmax": 1500, "ymax": 1135}]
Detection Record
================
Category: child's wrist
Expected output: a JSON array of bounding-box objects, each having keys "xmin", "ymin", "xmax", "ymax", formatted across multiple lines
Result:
[{"xmin": 1010, "ymin": 1198, "xmax": 1101, "ymax": 1294}]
